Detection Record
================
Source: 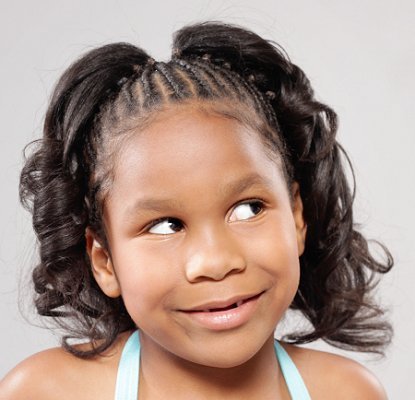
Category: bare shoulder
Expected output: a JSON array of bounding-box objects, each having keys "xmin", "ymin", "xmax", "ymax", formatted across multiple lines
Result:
[
  {"xmin": 0, "ymin": 331, "xmax": 132, "ymax": 400},
  {"xmin": 0, "ymin": 346, "xmax": 82, "ymax": 400},
  {"xmin": 281, "ymin": 343, "xmax": 387, "ymax": 400}
]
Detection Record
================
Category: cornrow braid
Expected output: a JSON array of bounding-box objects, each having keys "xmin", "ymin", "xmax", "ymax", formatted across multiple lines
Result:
[
  {"xmin": 213, "ymin": 62, "xmax": 279, "ymax": 129},
  {"xmin": 172, "ymin": 58, "xmax": 216, "ymax": 98},
  {"xmin": 154, "ymin": 62, "xmax": 185, "ymax": 100},
  {"xmin": 188, "ymin": 58, "xmax": 226, "ymax": 96},
  {"xmin": 140, "ymin": 63, "xmax": 159, "ymax": 107}
]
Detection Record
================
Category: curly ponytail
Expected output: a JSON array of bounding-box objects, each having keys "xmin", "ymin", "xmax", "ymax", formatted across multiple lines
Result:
[{"xmin": 20, "ymin": 44, "xmax": 153, "ymax": 357}]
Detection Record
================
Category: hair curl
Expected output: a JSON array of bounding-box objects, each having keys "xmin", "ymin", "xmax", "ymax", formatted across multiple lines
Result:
[{"xmin": 19, "ymin": 21, "xmax": 393, "ymax": 358}]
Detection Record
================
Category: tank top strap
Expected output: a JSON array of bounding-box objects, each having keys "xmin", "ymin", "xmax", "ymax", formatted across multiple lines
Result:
[
  {"xmin": 114, "ymin": 330, "xmax": 140, "ymax": 400},
  {"xmin": 274, "ymin": 341, "xmax": 312, "ymax": 400},
  {"xmin": 114, "ymin": 331, "xmax": 311, "ymax": 400}
]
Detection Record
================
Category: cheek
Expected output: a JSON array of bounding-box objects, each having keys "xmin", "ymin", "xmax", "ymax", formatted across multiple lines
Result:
[
  {"xmin": 248, "ymin": 215, "xmax": 301, "ymax": 291},
  {"xmin": 112, "ymin": 243, "xmax": 180, "ymax": 321}
]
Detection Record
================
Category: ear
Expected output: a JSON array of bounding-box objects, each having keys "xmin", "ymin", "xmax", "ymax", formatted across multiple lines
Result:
[
  {"xmin": 85, "ymin": 227, "xmax": 121, "ymax": 298},
  {"xmin": 291, "ymin": 182, "xmax": 307, "ymax": 256}
]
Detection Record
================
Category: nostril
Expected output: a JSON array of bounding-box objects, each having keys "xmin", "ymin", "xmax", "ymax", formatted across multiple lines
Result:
[{"xmin": 185, "ymin": 256, "xmax": 247, "ymax": 283}]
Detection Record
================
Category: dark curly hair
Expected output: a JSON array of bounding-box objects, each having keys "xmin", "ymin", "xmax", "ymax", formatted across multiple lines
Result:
[{"xmin": 19, "ymin": 21, "xmax": 393, "ymax": 358}]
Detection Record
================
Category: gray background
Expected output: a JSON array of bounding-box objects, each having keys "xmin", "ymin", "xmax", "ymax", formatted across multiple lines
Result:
[{"xmin": 1, "ymin": 0, "xmax": 414, "ymax": 398}]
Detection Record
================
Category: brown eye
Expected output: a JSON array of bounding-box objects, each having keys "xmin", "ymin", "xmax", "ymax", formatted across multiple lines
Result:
[
  {"xmin": 148, "ymin": 218, "xmax": 183, "ymax": 235},
  {"xmin": 229, "ymin": 200, "xmax": 264, "ymax": 222}
]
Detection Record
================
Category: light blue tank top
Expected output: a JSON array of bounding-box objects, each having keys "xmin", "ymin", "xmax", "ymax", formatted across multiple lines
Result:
[{"xmin": 114, "ymin": 331, "xmax": 311, "ymax": 400}]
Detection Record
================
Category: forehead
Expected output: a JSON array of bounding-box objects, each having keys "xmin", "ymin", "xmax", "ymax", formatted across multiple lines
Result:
[{"xmin": 110, "ymin": 103, "xmax": 284, "ymax": 190}]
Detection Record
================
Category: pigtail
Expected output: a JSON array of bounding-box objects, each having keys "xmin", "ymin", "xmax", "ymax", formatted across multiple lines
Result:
[
  {"xmin": 19, "ymin": 43, "xmax": 151, "ymax": 357},
  {"xmin": 173, "ymin": 22, "xmax": 393, "ymax": 354}
]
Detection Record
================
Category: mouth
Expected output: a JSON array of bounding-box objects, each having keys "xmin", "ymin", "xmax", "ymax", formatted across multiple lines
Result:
[
  {"xmin": 177, "ymin": 291, "xmax": 265, "ymax": 331},
  {"xmin": 185, "ymin": 292, "xmax": 264, "ymax": 314}
]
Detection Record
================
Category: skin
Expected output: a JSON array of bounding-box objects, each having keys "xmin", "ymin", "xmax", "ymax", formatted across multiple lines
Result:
[{"xmin": 0, "ymin": 103, "xmax": 387, "ymax": 399}]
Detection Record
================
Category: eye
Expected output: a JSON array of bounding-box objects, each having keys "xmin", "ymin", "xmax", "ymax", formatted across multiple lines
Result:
[
  {"xmin": 229, "ymin": 200, "xmax": 265, "ymax": 222},
  {"xmin": 147, "ymin": 217, "xmax": 183, "ymax": 235}
]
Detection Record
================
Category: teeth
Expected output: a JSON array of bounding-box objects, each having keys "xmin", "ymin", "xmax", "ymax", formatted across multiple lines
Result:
[{"xmin": 201, "ymin": 299, "xmax": 244, "ymax": 312}]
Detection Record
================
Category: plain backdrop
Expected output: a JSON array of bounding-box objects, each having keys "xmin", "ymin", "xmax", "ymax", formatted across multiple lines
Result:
[{"xmin": 1, "ymin": 0, "xmax": 414, "ymax": 398}]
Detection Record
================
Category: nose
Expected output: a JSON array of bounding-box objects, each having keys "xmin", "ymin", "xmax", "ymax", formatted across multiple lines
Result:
[{"xmin": 184, "ymin": 226, "xmax": 247, "ymax": 282}]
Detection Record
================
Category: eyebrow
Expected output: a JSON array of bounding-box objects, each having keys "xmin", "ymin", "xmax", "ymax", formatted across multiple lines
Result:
[
  {"xmin": 125, "ymin": 173, "xmax": 274, "ymax": 217},
  {"xmin": 220, "ymin": 173, "xmax": 274, "ymax": 198},
  {"xmin": 126, "ymin": 197, "xmax": 183, "ymax": 215}
]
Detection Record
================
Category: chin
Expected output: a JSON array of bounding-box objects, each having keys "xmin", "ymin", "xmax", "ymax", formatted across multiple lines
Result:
[
  {"xmin": 201, "ymin": 355, "xmax": 253, "ymax": 369},
  {"xmin": 184, "ymin": 335, "xmax": 268, "ymax": 369}
]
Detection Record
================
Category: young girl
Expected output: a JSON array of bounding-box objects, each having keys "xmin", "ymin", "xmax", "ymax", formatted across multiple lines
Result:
[{"xmin": 1, "ymin": 21, "xmax": 392, "ymax": 399}]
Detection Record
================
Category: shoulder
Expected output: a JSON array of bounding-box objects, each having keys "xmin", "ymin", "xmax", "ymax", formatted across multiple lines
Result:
[
  {"xmin": 281, "ymin": 342, "xmax": 388, "ymax": 400},
  {"xmin": 0, "ymin": 346, "xmax": 80, "ymax": 400},
  {"xmin": 0, "ymin": 331, "xmax": 132, "ymax": 400}
]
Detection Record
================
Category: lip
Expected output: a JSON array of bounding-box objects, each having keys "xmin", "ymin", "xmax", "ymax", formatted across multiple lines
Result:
[
  {"xmin": 178, "ymin": 291, "xmax": 265, "ymax": 331},
  {"xmin": 182, "ymin": 292, "xmax": 264, "ymax": 312}
]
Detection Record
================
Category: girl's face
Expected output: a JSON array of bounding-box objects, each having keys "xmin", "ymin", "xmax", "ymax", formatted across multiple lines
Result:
[{"xmin": 88, "ymin": 104, "xmax": 306, "ymax": 368}]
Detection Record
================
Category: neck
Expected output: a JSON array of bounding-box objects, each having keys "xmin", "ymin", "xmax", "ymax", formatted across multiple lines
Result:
[{"xmin": 138, "ymin": 333, "xmax": 288, "ymax": 400}]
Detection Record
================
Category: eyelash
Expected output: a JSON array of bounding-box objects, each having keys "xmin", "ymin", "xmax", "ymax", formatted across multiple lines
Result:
[
  {"xmin": 146, "ymin": 217, "xmax": 183, "ymax": 234},
  {"xmin": 143, "ymin": 199, "xmax": 266, "ymax": 235}
]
